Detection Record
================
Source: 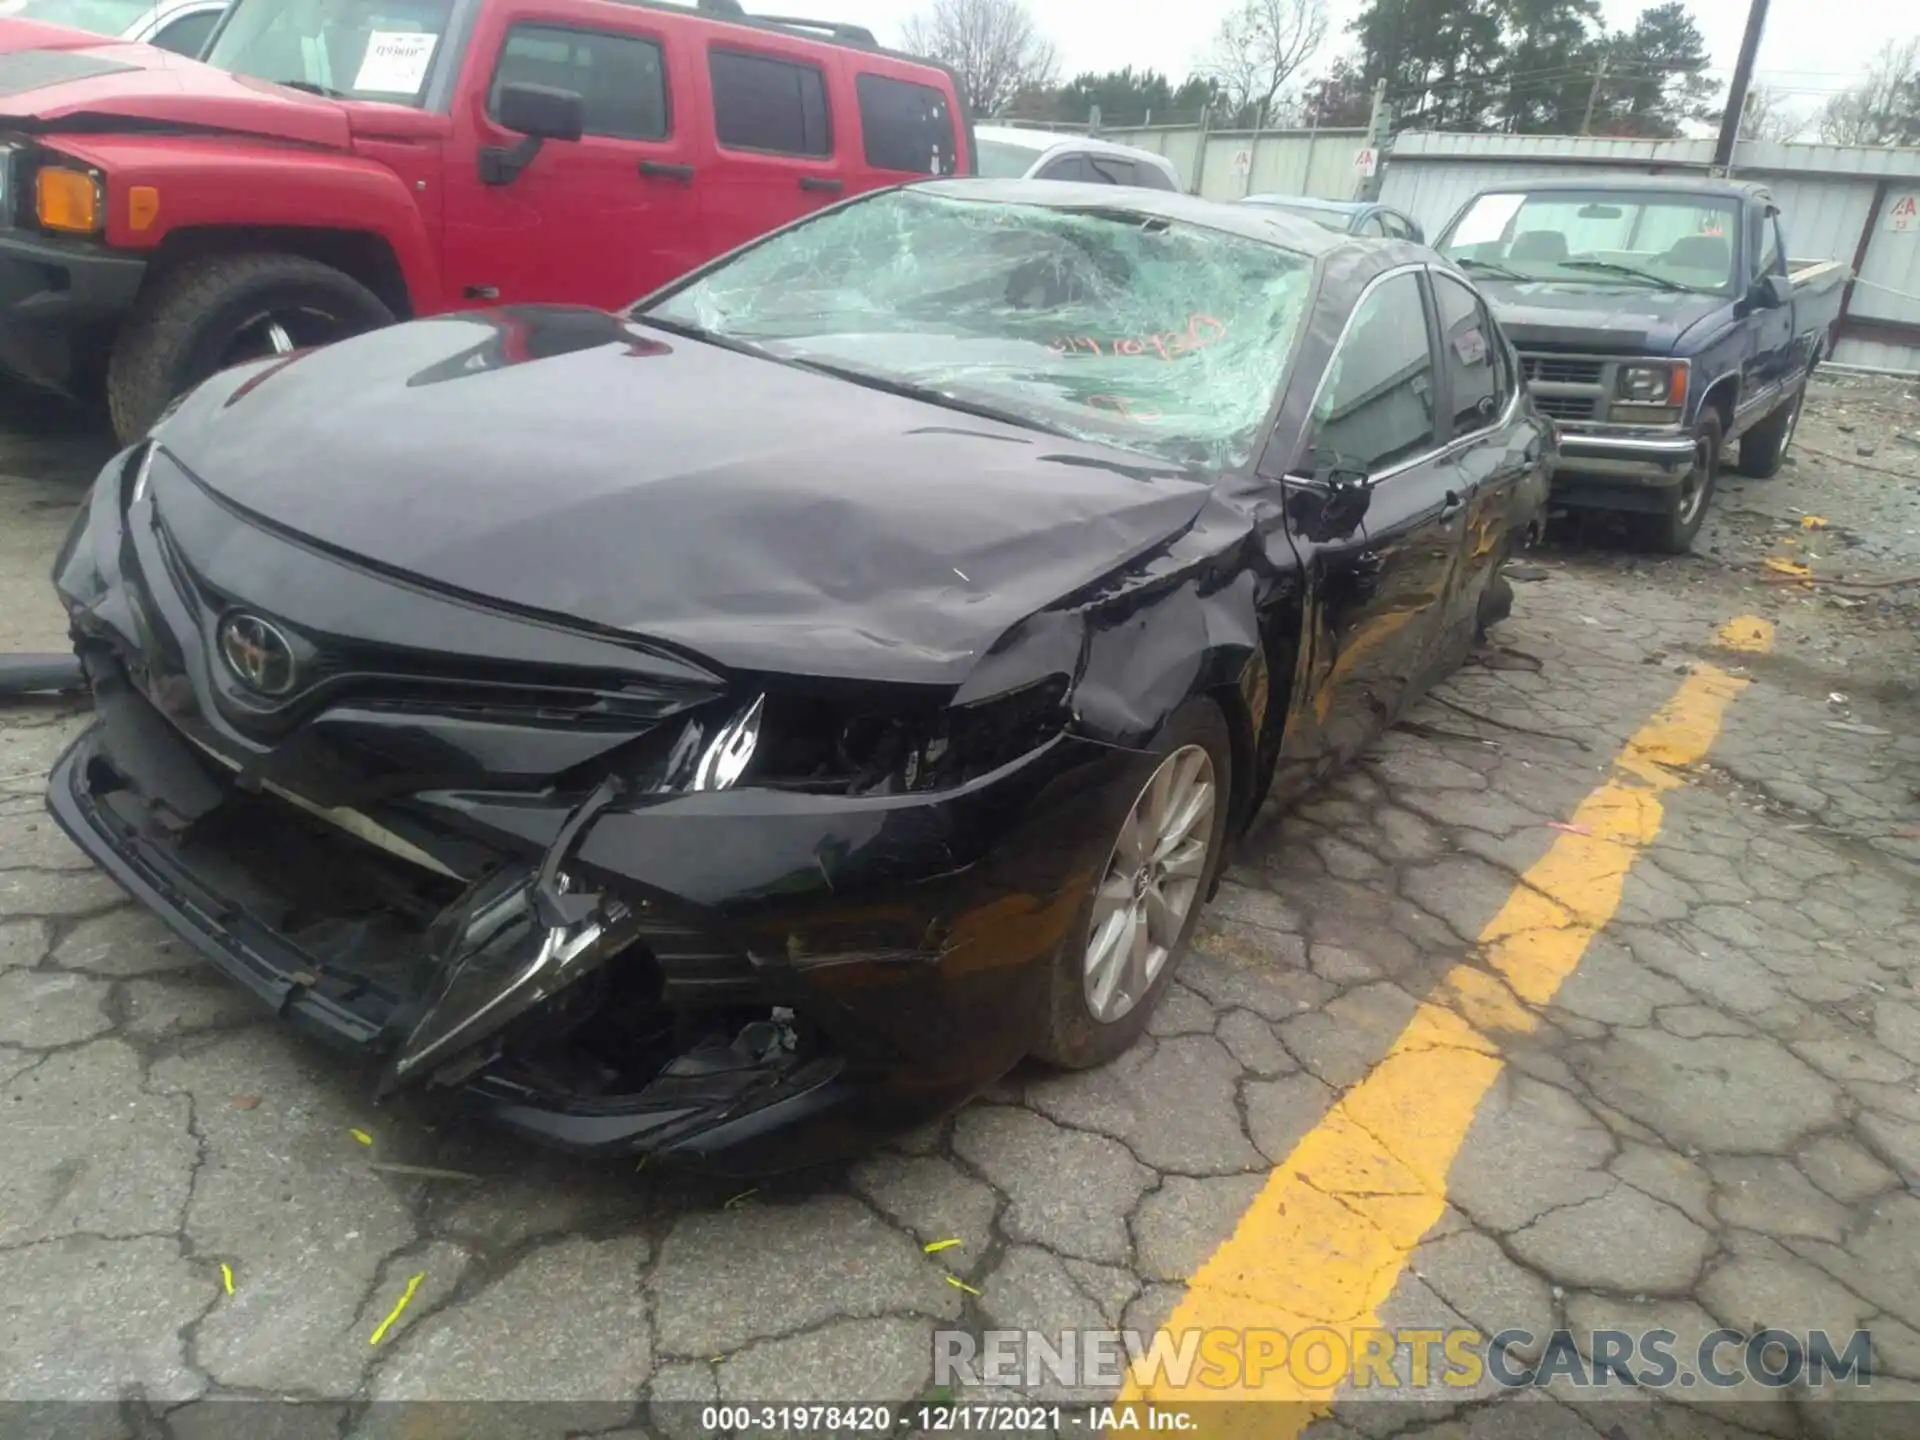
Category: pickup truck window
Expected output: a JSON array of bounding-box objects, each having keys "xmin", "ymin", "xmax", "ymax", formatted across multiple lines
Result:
[
  {"xmin": 491, "ymin": 25, "xmax": 670, "ymax": 142},
  {"xmin": 1754, "ymin": 214, "xmax": 1783, "ymax": 281},
  {"xmin": 205, "ymin": 0, "xmax": 455, "ymax": 106},
  {"xmin": 1441, "ymin": 190, "xmax": 1741, "ymax": 296},
  {"xmin": 710, "ymin": 48, "xmax": 831, "ymax": 157},
  {"xmin": 1312, "ymin": 272, "xmax": 1437, "ymax": 474}
]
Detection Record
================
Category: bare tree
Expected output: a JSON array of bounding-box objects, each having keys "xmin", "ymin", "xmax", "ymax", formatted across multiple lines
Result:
[
  {"xmin": 901, "ymin": 0, "xmax": 1059, "ymax": 118},
  {"xmin": 1201, "ymin": 0, "xmax": 1328, "ymax": 124},
  {"xmin": 1817, "ymin": 37, "xmax": 1920, "ymax": 145},
  {"xmin": 1738, "ymin": 84, "xmax": 1808, "ymax": 143}
]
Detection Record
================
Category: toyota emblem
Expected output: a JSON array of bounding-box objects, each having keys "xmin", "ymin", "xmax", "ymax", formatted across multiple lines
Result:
[{"xmin": 218, "ymin": 613, "xmax": 298, "ymax": 696}]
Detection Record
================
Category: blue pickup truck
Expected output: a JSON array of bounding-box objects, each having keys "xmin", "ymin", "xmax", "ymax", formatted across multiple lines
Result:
[{"xmin": 1434, "ymin": 177, "xmax": 1849, "ymax": 551}]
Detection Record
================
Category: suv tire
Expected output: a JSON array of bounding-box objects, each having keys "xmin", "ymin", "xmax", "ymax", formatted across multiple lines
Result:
[
  {"xmin": 1639, "ymin": 410, "xmax": 1723, "ymax": 555},
  {"xmin": 108, "ymin": 253, "xmax": 394, "ymax": 444}
]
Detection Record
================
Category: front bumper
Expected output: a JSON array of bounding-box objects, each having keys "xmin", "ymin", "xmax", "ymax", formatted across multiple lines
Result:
[
  {"xmin": 1547, "ymin": 427, "xmax": 1696, "ymax": 515},
  {"xmin": 47, "ymin": 653, "xmax": 1134, "ymax": 1175},
  {"xmin": 0, "ymin": 231, "xmax": 145, "ymax": 394}
]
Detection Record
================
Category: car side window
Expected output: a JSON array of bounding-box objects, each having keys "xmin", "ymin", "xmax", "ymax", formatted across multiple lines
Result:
[
  {"xmin": 1084, "ymin": 154, "xmax": 1133, "ymax": 185},
  {"xmin": 150, "ymin": 8, "xmax": 220, "ymax": 57},
  {"xmin": 1035, "ymin": 154, "xmax": 1092, "ymax": 182},
  {"xmin": 1310, "ymin": 272, "xmax": 1438, "ymax": 475},
  {"xmin": 1358, "ymin": 213, "xmax": 1386, "ymax": 236},
  {"xmin": 492, "ymin": 25, "xmax": 669, "ymax": 141},
  {"xmin": 710, "ymin": 48, "xmax": 831, "ymax": 157},
  {"xmin": 1755, "ymin": 213, "xmax": 1783, "ymax": 280},
  {"xmin": 1132, "ymin": 161, "xmax": 1178, "ymax": 191},
  {"xmin": 1433, "ymin": 273, "xmax": 1509, "ymax": 434},
  {"xmin": 1383, "ymin": 212, "xmax": 1415, "ymax": 241},
  {"xmin": 855, "ymin": 73, "xmax": 957, "ymax": 175}
]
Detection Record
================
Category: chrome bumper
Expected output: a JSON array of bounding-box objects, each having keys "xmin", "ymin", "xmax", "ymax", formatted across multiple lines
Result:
[{"xmin": 1550, "ymin": 428, "xmax": 1695, "ymax": 488}]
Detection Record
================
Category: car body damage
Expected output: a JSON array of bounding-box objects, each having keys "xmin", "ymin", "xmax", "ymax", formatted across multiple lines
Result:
[{"xmin": 47, "ymin": 180, "xmax": 1551, "ymax": 1174}]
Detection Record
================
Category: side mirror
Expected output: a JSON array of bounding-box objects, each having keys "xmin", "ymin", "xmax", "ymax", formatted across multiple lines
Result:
[
  {"xmin": 497, "ymin": 82, "xmax": 585, "ymax": 141},
  {"xmin": 1287, "ymin": 464, "xmax": 1375, "ymax": 542},
  {"xmin": 1751, "ymin": 272, "xmax": 1792, "ymax": 309},
  {"xmin": 479, "ymin": 83, "xmax": 585, "ymax": 187}
]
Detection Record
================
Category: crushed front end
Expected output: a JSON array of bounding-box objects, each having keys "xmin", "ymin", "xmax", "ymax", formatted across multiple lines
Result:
[{"xmin": 47, "ymin": 443, "xmax": 1133, "ymax": 1174}]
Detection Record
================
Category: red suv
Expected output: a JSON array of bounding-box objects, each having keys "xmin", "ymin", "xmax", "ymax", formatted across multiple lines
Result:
[{"xmin": 0, "ymin": 0, "xmax": 972, "ymax": 441}]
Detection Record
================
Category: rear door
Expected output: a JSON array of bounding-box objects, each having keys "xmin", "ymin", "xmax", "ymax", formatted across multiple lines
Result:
[
  {"xmin": 1432, "ymin": 269, "xmax": 1533, "ymax": 651},
  {"xmin": 1279, "ymin": 268, "xmax": 1467, "ymax": 774},
  {"xmin": 700, "ymin": 40, "xmax": 844, "ymax": 256},
  {"xmin": 439, "ymin": 11, "xmax": 702, "ymax": 310}
]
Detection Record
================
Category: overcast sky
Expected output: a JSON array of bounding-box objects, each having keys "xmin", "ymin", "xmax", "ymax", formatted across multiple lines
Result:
[{"xmin": 824, "ymin": 0, "xmax": 1875, "ymax": 123}]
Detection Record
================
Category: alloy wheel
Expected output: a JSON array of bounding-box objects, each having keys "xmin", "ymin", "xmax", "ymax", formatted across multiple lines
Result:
[
  {"xmin": 1675, "ymin": 431, "xmax": 1714, "ymax": 527},
  {"xmin": 1081, "ymin": 744, "xmax": 1217, "ymax": 1024}
]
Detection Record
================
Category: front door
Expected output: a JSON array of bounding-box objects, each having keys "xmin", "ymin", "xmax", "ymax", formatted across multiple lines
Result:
[
  {"xmin": 1743, "ymin": 207, "xmax": 1795, "ymax": 409},
  {"xmin": 1279, "ymin": 269, "xmax": 1467, "ymax": 779},
  {"xmin": 439, "ymin": 12, "xmax": 705, "ymax": 313}
]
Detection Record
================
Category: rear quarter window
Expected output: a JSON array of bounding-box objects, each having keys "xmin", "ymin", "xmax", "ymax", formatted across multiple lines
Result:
[{"xmin": 856, "ymin": 72, "xmax": 958, "ymax": 175}]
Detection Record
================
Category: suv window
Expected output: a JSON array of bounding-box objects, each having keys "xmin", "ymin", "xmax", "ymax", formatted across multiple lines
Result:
[
  {"xmin": 857, "ymin": 73, "xmax": 957, "ymax": 175},
  {"xmin": 710, "ymin": 48, "xmax": 830, "ymax": 156},
  {"xmin": 1434, "ymin": 273, "xmax": 1509, "ymax": 433},
  {"xmin": 1084, "ymin": 154, "xmax": 1135, "ymax": 185},
  {"xmin": 151, "ymin": 8, "xmax": 220, "ymax": 56},
  {"xmin": 1382, "ymin": 212, "xmax": 1416, "ymax": 241},
  {"xmin": 493, "ymin": 25, "xmax": 668, "ymax": 141},
  {"xmin": 1311, "ymin": 272, "xmax": 1437, "ymax": 473}
]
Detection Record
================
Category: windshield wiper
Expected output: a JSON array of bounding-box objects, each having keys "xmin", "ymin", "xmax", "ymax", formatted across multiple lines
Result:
[
  {"xmin": 779, "ymin": 356, "xmax": 1075, "ymax": 439},
  {"xmin": 275, "ymin": 79, "xmax": 352, "ymax": 98},
  {"xmin": 1455, "ymin": 256, "xmax": 1529, "ymax": 281},
  {"xmin": 1556, "ymin": 260, "xmax": 1710, "ymax": 294}
]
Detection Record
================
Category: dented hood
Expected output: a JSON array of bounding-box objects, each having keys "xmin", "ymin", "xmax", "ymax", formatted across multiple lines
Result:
[
  {"xmin": 156, "ymin": 306, "xmax": 1219, "ymax": 685},
  {"xmin": 0, "ymin": 41, "xmax": 351, "ymax": 150}
]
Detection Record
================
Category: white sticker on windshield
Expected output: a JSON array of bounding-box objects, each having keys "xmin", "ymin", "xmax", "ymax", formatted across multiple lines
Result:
[
  {"xmin": 354, "ymin": 31, "xmax": 438, "ymax": 94},
  {"xmin": 1452, "ymin": 192, "xmax": 1526, "ymax": 247}
]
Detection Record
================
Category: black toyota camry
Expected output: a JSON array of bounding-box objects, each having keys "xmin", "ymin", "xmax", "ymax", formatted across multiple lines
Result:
[{"xmin": 48, "ymin": 180, "xmax": 1550, "ymax": 1174}]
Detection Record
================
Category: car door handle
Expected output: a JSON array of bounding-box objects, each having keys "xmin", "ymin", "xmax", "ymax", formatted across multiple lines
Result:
[
  {"xmin": 799, "ymin": 175, "xmax": 844, "ymax": 193},
  {"xmin": 639, "ymin": 160, "xmax": 695, "ymax": 182}
]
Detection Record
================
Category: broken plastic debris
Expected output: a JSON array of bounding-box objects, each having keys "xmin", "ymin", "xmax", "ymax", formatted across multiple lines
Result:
[
  {"xmin": 349, "ymin": 1128, "xmax": 374, "ymax": 1146},
  {"xmin": 367, "ymin": 1162, "xmax": 482, "ymax": 1183},
  {"xmin": 220, "ymin": 1262, "xmax": 235, "ymax": 1295},
  {"xmin": 1802, "ymin": 515, "xmax": 1828, "ymax": 529},
  {"xmin": 944, "ymin": 1275, "xmax": 982, "ymax": 1296},
  {"xmin": 923, "ymin": 1238, "xmax": 964, "ymax": 1254},
  {"xmin": 1829, "ymin": 692, "xmax": 1850, "ymax": 706},
  {"xmin": 231, "ymin": 1095, "xmax": 261, "ymax": 1110},
  {"xmin": 368, "ymin": 1271, "xmax": 426, "ymax": 1345},
  {"xmin": 723, "ymin": 1188, "xmax": 759, "ymax": 1210},
  {"xmin": 1761, "ymin": 557, "xmax": 1812, "ymax": 578},
  {"xmin": 1546, "ymin": 821, "xmax": 1592, "ymax": 836}
]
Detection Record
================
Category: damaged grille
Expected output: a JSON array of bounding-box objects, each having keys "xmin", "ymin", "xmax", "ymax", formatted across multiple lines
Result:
[{"xmin": 1521, "ymin": 356, "xmax": 1604, "ymax": 385}]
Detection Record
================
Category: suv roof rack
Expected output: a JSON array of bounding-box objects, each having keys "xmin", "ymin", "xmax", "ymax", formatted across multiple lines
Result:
[{"xmin": 693, "ymin": 0, "xmax": 876, "ymax": 45}]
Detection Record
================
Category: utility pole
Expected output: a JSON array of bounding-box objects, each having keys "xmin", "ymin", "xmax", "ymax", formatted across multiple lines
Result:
[
  {"xmin": 1713, "ymin": 0, "xmax": 1771, "ymax": 171},
  {"xmin": 1580, "ymin": 56, "xmax": 1609, "ymax": 134},
  {"xmin": 1358, "ymin": 79, "xmax": 1390, "ymax": 202}
]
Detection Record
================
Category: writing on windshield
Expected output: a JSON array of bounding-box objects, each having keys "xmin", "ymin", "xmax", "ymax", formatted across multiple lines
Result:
[
  {"xmin": 642, "ymin": 189, "xmax": 1313, "ymax": 468},
  {"xmin": 204, "ymin": 0, "xmax": 455, "ymax": 104},
  {"xmin": 1440, "ymin": 191, "xmax": 1740, "ymax": 295}
]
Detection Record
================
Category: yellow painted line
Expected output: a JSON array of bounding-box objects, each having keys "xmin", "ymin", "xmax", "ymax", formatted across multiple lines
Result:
[{"xmin": 1121, "ymin": 616, "xmax": 1772, "ymax": 1434}]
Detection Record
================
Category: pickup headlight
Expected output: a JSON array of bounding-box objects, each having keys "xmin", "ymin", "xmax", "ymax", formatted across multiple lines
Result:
[{"xmin": 1617, "ymin": 363, "xmax": 1687, "ymax": 406}]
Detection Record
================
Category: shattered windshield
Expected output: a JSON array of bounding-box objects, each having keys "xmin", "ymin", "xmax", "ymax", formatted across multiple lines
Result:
[
  {"xmin": 642, "ymin": 188, "xmax": 1313, "ymax": 468},
  {"xmin": 204, "ymin": 0, "xmax": 453, "ymax": 104}
]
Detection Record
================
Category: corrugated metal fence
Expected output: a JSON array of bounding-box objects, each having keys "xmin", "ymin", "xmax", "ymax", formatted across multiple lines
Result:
[
  {"xmin": 1375, "ymin": 133, "xmax": 1920, "ymax": 374},
  {"xmin": 997, "ymin": 120, "xmax": 1920, "ymax": 374}
]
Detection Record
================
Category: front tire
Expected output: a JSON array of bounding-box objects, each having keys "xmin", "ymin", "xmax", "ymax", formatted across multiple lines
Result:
[
  {"xmin": 1639, "ymin": 410, "xmax": 1723, "ymax": 555},
  {"xmin": 1032, "ymin": 698, "xmax": 1233, "ymax": 1070},
  {"xmin": 1736, "ymin": 379, "xmax": 1807, "ymax": 479},
  {"xmin": 107, "ymin": 253, "xmax": 394, "ymax": 444}
]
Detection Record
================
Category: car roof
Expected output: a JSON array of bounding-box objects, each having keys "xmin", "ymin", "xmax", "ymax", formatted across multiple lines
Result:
[
  {"xmin": 911, "ymin": 177, "xmax": 1369, "ymax": 256},
  {"xmin": 972, "ymin": 125, "xmax": 1179, "ymax": 171},
  {"xmin": 1468, "ymin": 175, "xmax": 1768, "ymax": 202},
  {"xmin": 1243, "ymin": 194, "xmax": 1368, "ymax": 215}
]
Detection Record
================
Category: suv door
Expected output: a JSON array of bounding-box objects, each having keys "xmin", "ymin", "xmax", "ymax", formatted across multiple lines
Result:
[
  {"xmin": 1279, "ymin": 268, "xmax": 1466, "ymax": 773},
  {"xmin": 440, "ymin": 15, "xmax": 702, "ymax": 311},
  {"xmin": 1433, "ymin": 270, "xmax": 1536, "ymax": 651},
  {"xmin": 701, "ymin": 41, "xmax": 843, "ymax": 255},
  {"xmin": 853, "ymin": 70, "xmax": 960, "ymax": 179}
]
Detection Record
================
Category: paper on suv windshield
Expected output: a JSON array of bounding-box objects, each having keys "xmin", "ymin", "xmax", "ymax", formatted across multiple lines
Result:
[
  {"xmin": 1451, "ymin": 193, "xmax": 1526, "ymax": 248},
  {"xmin": 354, "ymin": 31, "xmax": 438, "ymax": 93}
]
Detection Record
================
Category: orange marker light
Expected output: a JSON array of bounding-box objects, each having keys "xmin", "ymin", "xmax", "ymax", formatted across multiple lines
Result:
[
  {"xmin": 128, "ymin": 184, "xmax": 160, "ymax": 232},
  {"xmin": 1668, "ymin": 362, "xmax": 1689, "ymax": 409},
  {"xmin": 36, "ymin": 166, "xmax": 101, "ymax": 233}
]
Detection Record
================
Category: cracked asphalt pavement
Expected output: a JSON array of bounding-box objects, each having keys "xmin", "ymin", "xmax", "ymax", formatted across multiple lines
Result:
[{"xmin": 3, "ymin": 376, "xmax": 1919, "ymax": 1440}]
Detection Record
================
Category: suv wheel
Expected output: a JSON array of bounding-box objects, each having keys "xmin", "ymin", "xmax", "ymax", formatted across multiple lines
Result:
[{"xmin": 108, "ymin": 253, "xmax": 394, "ymax": 444}]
